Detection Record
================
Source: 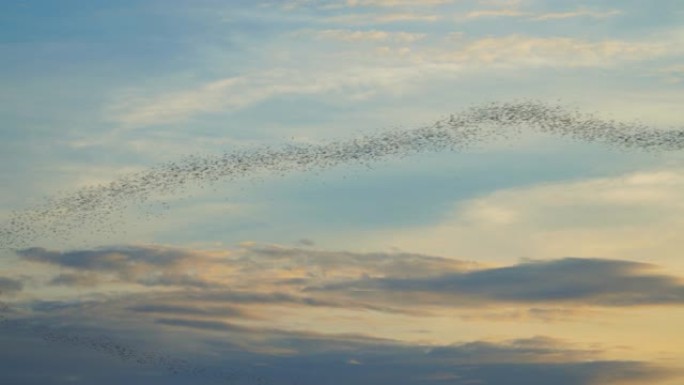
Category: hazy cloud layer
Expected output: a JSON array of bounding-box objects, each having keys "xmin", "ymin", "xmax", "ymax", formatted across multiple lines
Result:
[
  {"xmin": 1, "ymin": 302, "xmax": 679, "ymax": 385},
  {"xmin": 9, "ymin": 243, "xmax": 679, "ymax": 382},
  {"xmin": 316, "ymin": 257, "xmax": 684, "ymax": 306},
  {"xmin": 17, "ymin": 245, "xmax": 218, "ymax": 288},
  {"xmin": 16, "ymin": 244, "xmax": 684, "ymax": 314}
]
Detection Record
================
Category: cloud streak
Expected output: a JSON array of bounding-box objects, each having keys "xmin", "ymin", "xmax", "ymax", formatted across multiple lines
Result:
[
  {"xmin": 17, "ymin": 244, "xmax": 684, "ymax": 310},
  {"xmin": 314, "ymin": 257, "xmax": 684, "ymax": 307},
  {"xmin": 464, "ymin": 6, "xmax": 622, "ymax": 21},
  {"xmin": 17, "ymin": 245, "xmax": 217, "ymax": 288},
  {"xmin": 111, "ymin": 37, "xmax": 668, "ymax": 127},
  {"xmin": 7, "ymin": 242, "xmax": 684, "ymax": 383},
  {"xmin": 2, "ymin": 301, "xmax": 679, "ymax": 385}
]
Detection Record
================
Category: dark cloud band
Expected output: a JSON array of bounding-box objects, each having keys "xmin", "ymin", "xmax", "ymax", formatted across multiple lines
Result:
[
  {"xmin": 1, "ymin": 299, "xmax": 678, "ymax": 385},
  {"xmin": 0, "ymin": 299, "xmax": 266, "ymax": 384},
  {"xmin": 314, "ymin": 257, "xmax": 684, "ymax": 307},
  {"xmin": 17, "ymin": 244, "xmax": 684, "ymax": 308}
]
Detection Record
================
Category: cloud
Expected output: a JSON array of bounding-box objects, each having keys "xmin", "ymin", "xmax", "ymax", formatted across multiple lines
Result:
[
  {"xmin": 295, "ymin": 0, "xmax": 452, "ymax": 8},
  {"xmin": 530, "ymin": 8, "xmax": 622, "ymax": 21},
  {"xmin": 121, "ymin": 288, "xmax": 413, "ymax": 319},
  {"xmin": 465, "ymin": 8, "xmax": 527, "ymax": 18},
  {"xmin": 371, "ymin": 12, "xmax": 441, "ymax": 22},
  {"xmin": 239, "ymin": 243, "xmax": 476, "ymax": 279},
  {"xmin": 153, "ymin": 315, "xmax": 397, "ymax": 349},
  {"xmin": 438, "ymin": 35, "xmax": 667, "ymax": 68},
  {"xmin": 463, "ymin": 6, "xmax": 621, "ymax": 20},
  {"xmin": 0, "ymin": 316, "xmax": 247, "ymax": 384},
  {"xmin": 15, "ymin": 242, "xmax": 684, "ymax": 320},
  {"xmin": 314, "ymin": 257, "xmax": 684, "ymax": 306},
  {"xmin": 1, "ymin": 313, "xmax": 679, "ymax": 385},
  {"xmin": 108, "ymin": 70, "xmax": 367, "ymax": 126},
  {"xmin": 0, "ymin": 276, "xmax": 23, "ymax": 295},
  {"xmin": 107, "ymin": 36, "xmax": 670, "ymax": 127},
  {"xmin": 125, "ymin": 284, "xmax": 425, "ymax": 316},
  {"xmin": 17, "ymin": 245, "xmax": 219, "ymax": 288},
  {"xmin": 308, "ymin": 29, "xmax": 426, "ymax": 43},
  {"xmin": 127, "ymin": 303, "xmax": 248, "ymax": 318},
  {"xmin": 155, "ymin": 317, "xmax": 248, "ymax": 333},
  {"xmin": 16, "ymin": 243, "xmax": 464, "ymax": 317},
  {"xmin": 0, "ymin": 332, "xmax": 185, "ymax": 385},
  {"xmin": 274, "ymin": 0, "xmax": 451, "ymax": 13},
  {"xmin": 18, "ymin": 243, "xmax": 475, "ymax": 288},
  {"xmin": 49, "ymin": 273, "xmax": 101, "ymax": 287},
  {"xmin": 7, "ymin": 242, "xmax": 684, "ymax": 383},
  {"xmin": 344, "ymin": 0, "xmax": 451, "ymax": 7},
  {"xmin": 18, "ymin": 245, "xmax": 187, "ymax": 270},
  {"xmin": 415, "ymin": 361, "xmax": 676, "ymax": 385},
  {"xmin": 426, "ymin": 336, "xmax": 597, "ymax": 363},
  {"xmin": 359, "ymin": 168, "xmax": 684, "ymax": 268},
  {"xmin": 458, "ymin": 307, "xmax": 603, "ymax": 323},
  {"xmin": 323, "ymin": 12, "xmax": 441, "ymax": 24}
]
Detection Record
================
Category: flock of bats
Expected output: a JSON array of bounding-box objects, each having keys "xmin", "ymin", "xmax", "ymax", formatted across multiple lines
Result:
[{"xmin": 1, "ymin": 100, "xmax": 683, "ymax": 383}]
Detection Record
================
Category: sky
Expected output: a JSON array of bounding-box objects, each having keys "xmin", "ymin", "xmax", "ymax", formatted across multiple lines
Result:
[{"xmin": 1, "ymin": 1, "xmax": 684, "ymax": 384}]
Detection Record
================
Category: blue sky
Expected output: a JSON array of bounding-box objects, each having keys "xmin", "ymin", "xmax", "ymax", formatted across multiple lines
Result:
[{"xmin": 2, "ymin": 1, "xmax": 684, "ymax": 384}]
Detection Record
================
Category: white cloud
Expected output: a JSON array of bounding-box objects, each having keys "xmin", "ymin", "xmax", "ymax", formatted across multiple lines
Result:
[
  {"xmin": 344, "ymin": 0, "xmax": 452, "ymax": 7},
  {"xmin": 277, "ymin": 0, "xmax": 451, "ymax": 10},
  {"xmin": 530, "ymin": 8, "xmax": 622, "ymax": 21},
  {"xmin": 109, "ymin": 34, "xmax": 671, "ymax": 127},
  {"xmin": 322, "ymin": 12, "xmax": 442, "ymax": 24},
  {"xmin": 433, "ymin": 35, "xmax": 668, "ymax": 68},
  {"xmin": 109, "ymin": 66, "xmax": 423, "ymax": 127},
  {"xmin": 465, "ymin": 8, "xmax": 527, "ymax": 19},
  {"xmin": 463, "ymin": 7, "xmax": 622, "ymax": 21},
  {"xmin": 357, "ymin": 169, "xmax": 684, "ymax": 273},
  {"xmin": 373, "ymin": 12, "xmax": 442, "ymax": 22},
  {"xmin": 308, "ymin": 29, "xmax": 426, "ymax": 43}
]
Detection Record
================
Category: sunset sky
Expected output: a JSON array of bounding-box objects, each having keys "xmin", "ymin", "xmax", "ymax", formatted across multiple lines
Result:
[{"xmin": 1, "ymin": 1, "xmax": 684, "ymax": 384}]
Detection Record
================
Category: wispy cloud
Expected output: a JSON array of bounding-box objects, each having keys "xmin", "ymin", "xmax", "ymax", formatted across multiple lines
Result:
[
  {"xmin": 362, "ymin": 169, "xmax": 684, "ymax": 266},
  {"xmin": 344, "ymin": 0, "xmax": 452, "ymax": 7},
  {"xmin": 464, "ymin": 6, "xmax": 622, "ymax": 21},
  {"xmin": 108, "ymin": 67, "xmax": 419, "ymax": 126},
  {"xmin": 314, "ymin": 257, "xmax": 684, "ymax": 306},
  {"xmin": 17, "ymin": 243, "xmax": 684, "ymax": 310},
  {"xmin": 465, "ymin": 8, "xmax": 527, "ymax": 19},
  {"xmin": 280, "ymin": 0, "xmax": 452, "ymax": 9},
  {"xmin": 49, "ymin": 273, "xmax": 100, "ymax": 287},
  {"xmin": 17, "ymin": 245, "xmax": 220, "ymax": 288},
  {"xmin": 320, "ymin": 11, "xmax": 442, "ymax": 24},
  {"xmin": 437, "ymin": 35, "xmax": 666, "ymax": 67},
  {"xmin": 530, "ymin": 8, "xmax": 622, "ymax": 21},
  {"xmin": 307, "ymin": 28, "xmax": 426, "ymax": 43},
  {"xmin": 1, "ymin": 308, "xmax": 679, "ymax": 385},
  {"xmin": 8, "ymin": 240, "xmax": 684, "ymax": 382},
  {"xmin": 109, "ymin": 35, "xmax": 669, "ymax": 127}
]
